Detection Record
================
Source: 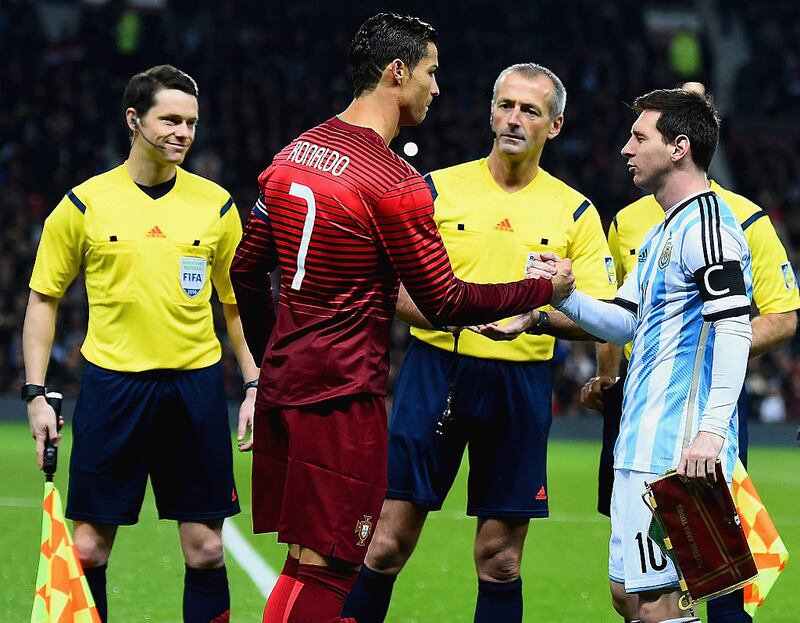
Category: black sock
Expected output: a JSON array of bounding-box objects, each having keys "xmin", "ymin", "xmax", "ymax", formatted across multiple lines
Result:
[
  {"xmin": 83, "ymin": 564, "xmax": 107, "ymax": 622},
  {"xmin": 183, "ymin": 565, "xmax": 230, "ymax": 623},
  {"xmin": 474, "ymin": 577, "xmax": 522, "ymax": 623},
  {"xmin": 340, "ymin": 565, "xmax": 398, "ymax": 622},
  {"xmin": 707, "ymin": 589, "xmax": 751, "ymax": 623}
]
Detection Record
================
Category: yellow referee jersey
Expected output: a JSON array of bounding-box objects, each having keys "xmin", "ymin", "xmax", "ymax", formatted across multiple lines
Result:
[
  {"xmin": 30, "ymin": 164, "xmax": 242, "ymax": 372},
  {"xmin": 412, "ymin": 159, "xmax": 617, "ymax": 361},
  {"xmin": 609, "ymin": 180, "xmax": 800, "ymax": 359}
]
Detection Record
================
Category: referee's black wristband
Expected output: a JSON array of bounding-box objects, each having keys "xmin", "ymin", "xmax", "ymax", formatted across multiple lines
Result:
[
  {"xmin": 243, "ymin": 379, "xmax": 259, "ymax": 392},
  {"xmin": 525, "ymin": 310, "xmax": 550, "ymax": 335}
]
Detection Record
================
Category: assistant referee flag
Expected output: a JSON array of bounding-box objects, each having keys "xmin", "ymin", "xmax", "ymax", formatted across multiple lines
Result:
[
  {"xmin": 732, "ymin": 458, "xmax": 790, "ymax": 617},
  {"xmin": 31, "ymin": 481, "xmax": 100, "ymax": 623}
]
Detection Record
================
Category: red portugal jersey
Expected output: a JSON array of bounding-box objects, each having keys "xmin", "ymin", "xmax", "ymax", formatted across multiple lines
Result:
[{"xmin": 231, "ymin": 116, "xmax": 552, "ymax": 407}]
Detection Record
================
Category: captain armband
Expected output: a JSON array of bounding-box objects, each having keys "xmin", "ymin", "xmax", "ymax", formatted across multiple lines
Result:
[{"xmin": 693, "ymin": 261, "xmax": 750, "ymax": 321}]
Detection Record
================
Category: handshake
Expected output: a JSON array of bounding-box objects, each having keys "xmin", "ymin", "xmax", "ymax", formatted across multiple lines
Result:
[{"xmin": 525, "ymin": 251, "xmax": 575, "ymax": 306}]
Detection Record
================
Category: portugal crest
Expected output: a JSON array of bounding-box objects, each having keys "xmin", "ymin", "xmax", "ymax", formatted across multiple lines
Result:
[
  {"xmin": 354, "ymin": 515, "xmax": 373, "ymax": 547},
  {"xmin": 658, "ymin": 238, "xmax": 673, "ymax": 269},
  {"xmin": 180, "ymin": 256, "xmax": 207, "ymax": 297}
]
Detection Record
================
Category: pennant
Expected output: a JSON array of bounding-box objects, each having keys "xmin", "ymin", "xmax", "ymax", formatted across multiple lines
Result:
[
  {"xmin": 31, "ymin": 482, "xmax": 101, "ymax": 623},
  {"xmin": 731, "ymin": 458, "xmax": 789, "ymax": 617}
]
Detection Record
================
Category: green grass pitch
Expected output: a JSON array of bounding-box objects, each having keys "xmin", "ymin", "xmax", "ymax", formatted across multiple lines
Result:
[{"xmin": 1, "ymin": 421, "xmax": 797, "ymax": 621}]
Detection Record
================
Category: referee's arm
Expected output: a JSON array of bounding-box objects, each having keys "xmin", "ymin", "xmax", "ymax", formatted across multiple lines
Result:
[{"xmin": 22, "ymin": 290, "xmax": 62, "ymax": 469}]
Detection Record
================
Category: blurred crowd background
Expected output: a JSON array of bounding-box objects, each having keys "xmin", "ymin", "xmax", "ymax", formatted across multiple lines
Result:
[{"xmin": 2, "ymin": 0, "xmax": 799, "ymax": 423}]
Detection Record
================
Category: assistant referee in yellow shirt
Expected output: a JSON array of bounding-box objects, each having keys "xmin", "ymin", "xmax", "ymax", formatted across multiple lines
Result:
[{"xmin": 22, "ymin": 65, "xmax": 258, "ymax": 623}]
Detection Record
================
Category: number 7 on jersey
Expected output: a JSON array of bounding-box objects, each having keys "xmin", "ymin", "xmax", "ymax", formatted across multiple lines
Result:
[{"xmin": 289, "ymin": 182, "xmax": 316, "ymax": 290}]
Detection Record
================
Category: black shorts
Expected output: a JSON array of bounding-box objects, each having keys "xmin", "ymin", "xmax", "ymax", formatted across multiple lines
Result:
[{"xmin": 66, "ymin": 361, "xmax": 240, "ymax": 524}]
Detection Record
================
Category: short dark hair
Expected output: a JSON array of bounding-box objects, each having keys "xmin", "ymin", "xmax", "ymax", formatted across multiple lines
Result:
[
  {"xmin": 632, "ymin": 88, "xmax": 720, "ymax": 172},
  {"xmin": 123, "ymin": 64, "xmax": 199, "ymax": 117},
  {"xmin": 349, "ymin": 13, "xmax": 438, "ymax": 97}
]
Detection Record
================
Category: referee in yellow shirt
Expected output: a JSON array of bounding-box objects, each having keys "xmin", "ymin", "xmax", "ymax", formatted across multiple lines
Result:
[
  {"xmin": 22, "ymin": 65, "xmax": 258, "ymax": 623},
  {"xmin": 343, "ymin": 63, "xmax": 616, "ymax": 623},
  {"xmin": 585, "ymin": 176, "xmax": 798, "ymax": 622}
]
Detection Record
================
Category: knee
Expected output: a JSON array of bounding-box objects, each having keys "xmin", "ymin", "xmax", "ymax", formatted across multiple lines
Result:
[
  {"xmin": 73, "ymin": 528, "xmax": 113, "ymax": 568},
  {"xmin": 365, "ymin": 529, "xmax": 412, "ymax": 575},
  {"xmin": 183, "ymin": 534, "xmax": 225, "ymax": 569},
  {"xmin": 609, "ymin": 582, "xmax": 634, "ymax": 618},
  {"xmin": 74, "ymin": 540, "xmax": 110, "ymax": 568},
  {"xmin": 474, "ymin": 543, "xmax": 521, "ymax": 583}
]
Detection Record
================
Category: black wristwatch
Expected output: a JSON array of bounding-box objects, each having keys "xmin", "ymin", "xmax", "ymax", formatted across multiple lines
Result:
[
  {"xmin": 243, "ymin": 379, "xmax": 259, "ymax": 392},
  {"xmin": 525, "ymin": 310, "xmax": 551, "ymax": 335},
  {"xmin": 21, "ymin": 383, "xmax": 47, "ymax": 402}
]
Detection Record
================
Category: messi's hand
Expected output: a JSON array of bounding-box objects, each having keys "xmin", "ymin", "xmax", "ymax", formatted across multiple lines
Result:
[{"xmin": 677, "ymin": 431, "xmax": 725, "ymax": 483}]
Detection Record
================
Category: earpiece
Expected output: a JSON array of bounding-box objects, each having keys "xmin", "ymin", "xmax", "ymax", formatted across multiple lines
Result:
[{"xmin": 131, "ymin": 116, "xmax": 138, "ymax": 125}]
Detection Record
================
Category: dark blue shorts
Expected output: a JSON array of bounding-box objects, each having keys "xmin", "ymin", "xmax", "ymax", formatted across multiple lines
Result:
[
  {"xmin": 387, "ymin": 338, "xmax": 552, "ymax": 517},
  {"xmin": 66, "ymin": 361, "xmax": 240, "ymax": 525}
]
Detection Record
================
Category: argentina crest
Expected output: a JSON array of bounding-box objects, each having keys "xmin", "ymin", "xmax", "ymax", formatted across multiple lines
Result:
[
  {"xmin": 180, "ymin": 256, "xmax": 207, "ymax": 297},
  {"xmin": 658, "ymin": 238, "xmax": 673, "ymax": 269}
]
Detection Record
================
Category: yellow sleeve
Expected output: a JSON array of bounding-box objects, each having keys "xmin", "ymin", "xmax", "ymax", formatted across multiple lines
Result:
[
  {"xmin": 211, "ymin": 199, "xmax": 242, "ymax": 304},
  {"xmin": 569, "ymin": 203, "xmax": 617, "ymax": 300},
  {"xmin": 745, "ymin": 213, "xmax": 800, "ymax": 314},
  {"xmin": 29, "ymin": 194, "xmax": 86, "ymax": 298}
]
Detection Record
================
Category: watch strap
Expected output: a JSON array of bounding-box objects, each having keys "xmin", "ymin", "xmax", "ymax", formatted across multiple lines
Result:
[{"xmin": 21, "ymin": 384, "xmax": 47, "ymax": 402}]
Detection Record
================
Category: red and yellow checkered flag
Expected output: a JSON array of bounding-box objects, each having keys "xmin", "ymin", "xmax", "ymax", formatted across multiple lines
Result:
[
  {"xmin": 732, "ymin": 458, "xmax": 789, "ymax": 617},
  {"xmin": 31, "ymin": 481, "xmax": 101, "ymax": 623}
]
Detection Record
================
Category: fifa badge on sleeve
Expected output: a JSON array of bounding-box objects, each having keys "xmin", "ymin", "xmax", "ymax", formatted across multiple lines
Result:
[
  {"xmin": 604, "ymin": 256, "xmax": 618, "ymax": 284},
  {"xmin": 781, "ymin": 262, "xmax": 797, "ymax": 290}
]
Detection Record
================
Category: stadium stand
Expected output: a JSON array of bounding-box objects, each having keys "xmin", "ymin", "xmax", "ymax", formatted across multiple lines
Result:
[{"xmin": 1, "ymin": 0, "xmax": 797, "ymax": 421}]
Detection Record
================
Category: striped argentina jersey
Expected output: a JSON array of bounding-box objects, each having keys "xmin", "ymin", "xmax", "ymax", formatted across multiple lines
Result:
[{"xmin": 613, "ymin": 190, "xmax": 752, "ymax": 480}]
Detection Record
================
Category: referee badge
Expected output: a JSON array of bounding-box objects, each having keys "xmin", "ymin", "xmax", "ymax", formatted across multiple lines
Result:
[
  {"xmin": 781, "ymin": 262, "xmax": 797, "ymax": 290},
  {"xmin": 604, "ymin": 256, "xmax": 617, "ymax": 285},
  {"xmin": 658, "ymin": 238, "xmax": 673, "ymax": 269},
  {"xmin": 180, "ymin": 256, "xmax": 207, "ymax": 297}
]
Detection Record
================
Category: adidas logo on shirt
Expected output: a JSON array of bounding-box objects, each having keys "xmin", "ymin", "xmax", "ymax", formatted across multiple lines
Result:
[
  {"xmin": 535, "ymin": 486, "xmax": 547, "ymax": 501},
  {"xmin": 146, "ymin": 225, "xmax": 166, "ymax": 238},
  {"xmin": 493, "ymin": 218, "xmax": 514, "ymax": 233}
]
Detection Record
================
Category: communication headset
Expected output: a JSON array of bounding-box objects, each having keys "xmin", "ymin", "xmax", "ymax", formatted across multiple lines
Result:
[{"xmin": 130, "ymin": 114, "xmax": 166, "ymax": 150}]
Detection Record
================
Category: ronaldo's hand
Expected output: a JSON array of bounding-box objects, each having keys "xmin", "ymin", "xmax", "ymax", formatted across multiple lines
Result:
[
  {"xmin": 237, "ymin": 388, "xmax": 256, "ymax": 452},
  {"xmin": 677, "ymin": 431, "xmax": 725, "ymax": 482},
  {"xmin": 549, "ymin": 259, "xmax": 575, "ymax": 306},
  {"xmin": 581, "ymin": 376, "xmax": 616, "ymax": 411},
  {"xmin": 27, "ymin": 396, "xmax": 61, "ymax": 470}
]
